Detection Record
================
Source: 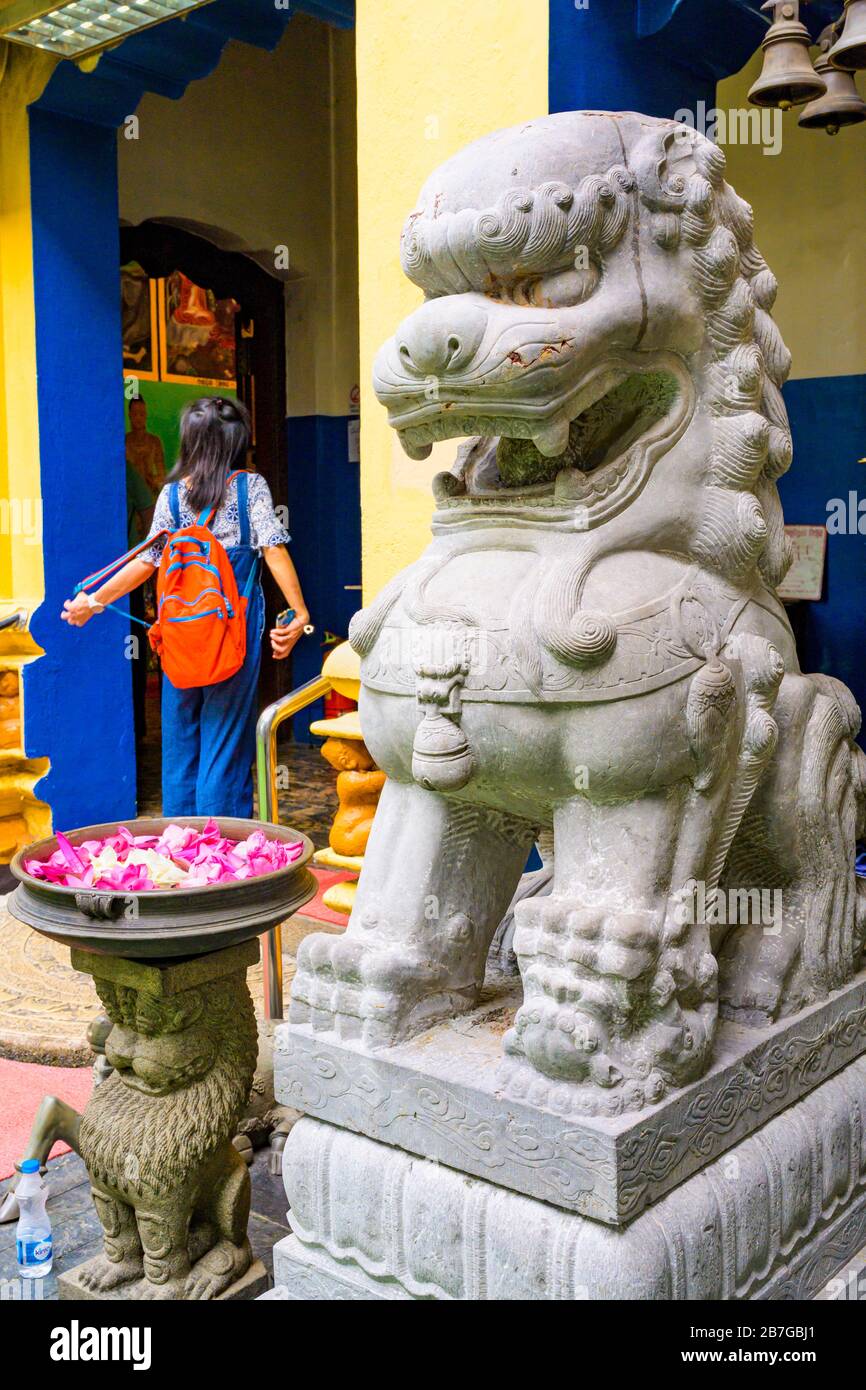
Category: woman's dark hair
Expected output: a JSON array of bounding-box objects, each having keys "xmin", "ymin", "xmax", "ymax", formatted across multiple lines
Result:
[{"xmin": 167, "ymin": 396, "xmax": 252, "ymax": 513}]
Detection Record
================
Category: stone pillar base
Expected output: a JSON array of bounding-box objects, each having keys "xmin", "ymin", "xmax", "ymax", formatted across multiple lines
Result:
[
  {"xmin": 275, "ymin": 1054, "xmax": 866, "ymax": 1300},
  {"xmin": 270, "ymin": 1238, "xmax": 409, "ymax": 1301}
]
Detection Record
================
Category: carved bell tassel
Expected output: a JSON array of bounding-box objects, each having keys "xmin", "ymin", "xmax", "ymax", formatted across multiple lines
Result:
[{"xmin": 749, "ymin": 0, "xmax": 828, "ymax": 109}]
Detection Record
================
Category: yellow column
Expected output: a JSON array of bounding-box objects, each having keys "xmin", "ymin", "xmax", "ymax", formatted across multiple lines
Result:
[
  {"xmin": 0, "ymin": 41, "xmax": 56, "ymax": 609},
  {"xmin": 355, "ymin": 0, "xmax": 549, "ymax": 599},
  {"xmin": 0, "ymin": 41, "xmax": 58, "ymax": 853}
]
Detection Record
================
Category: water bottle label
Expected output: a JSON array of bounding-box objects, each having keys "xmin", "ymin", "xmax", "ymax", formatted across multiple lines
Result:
[{"xmin": 17, "ymin": 1235, "xmax": 52, "ymax": 1265}]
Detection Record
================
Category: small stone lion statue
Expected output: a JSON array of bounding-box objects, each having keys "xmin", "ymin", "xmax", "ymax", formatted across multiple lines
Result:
[{"xmin": 48, "ymin": 965, "xmax": 258, "ymax": 1300}]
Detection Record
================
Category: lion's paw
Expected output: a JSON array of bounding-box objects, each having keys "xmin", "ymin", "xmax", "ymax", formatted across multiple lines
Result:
[
  {"xmin": 79, "ymin": 1254, "xmax": 143, "ymax": 1293},
  {"xmin": 183, "ymin": 1239, "xmax": 250, "ymax": 1300},
  {"xmin": 290, "ymin": 927, "xmax": 476, "ymax": 1046}
]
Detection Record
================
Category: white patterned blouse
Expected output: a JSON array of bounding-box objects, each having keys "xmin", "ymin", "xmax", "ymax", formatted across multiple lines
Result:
[{"xmin": 140, "ymin": 472, "xmax": 290, "ymax": 567}]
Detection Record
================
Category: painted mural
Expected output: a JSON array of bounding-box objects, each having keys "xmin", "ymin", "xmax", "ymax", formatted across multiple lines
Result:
[
  {"xmin": 122, "ymin": 266, "xmax": 239, "ymax": 495},
  {"xmin": 122, "ymin": 381, "xmax": 238, "ymax": 493},
  {"xmin": 160, "ymin": 271, "xmax": 239, "ymax": 387},
  {"xmin": 120, "ymin": 261, "xmax": 159, "ymax": 380}
]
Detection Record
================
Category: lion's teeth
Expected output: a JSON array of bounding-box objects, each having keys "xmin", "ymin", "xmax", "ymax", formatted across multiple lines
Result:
[
  {"xmin": 401, "ymin": 434, "xmax": 433, "ymax": 460},
  {"xmin": 534, "ymin": 417, "xmax": 570, "ymax": 458}
]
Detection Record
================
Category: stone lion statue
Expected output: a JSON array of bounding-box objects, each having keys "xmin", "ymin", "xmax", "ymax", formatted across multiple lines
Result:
[
  {"xmin": 291, "ymin": 111, "xmax": 866, "ymax": 1115},
  {"xmin": 30, "ymin": 967, "xmax": 259, "ymax": 1299}
]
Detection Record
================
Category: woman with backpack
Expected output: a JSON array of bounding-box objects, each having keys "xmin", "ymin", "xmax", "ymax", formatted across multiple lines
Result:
[{"xmin": 61, "ymin": 396, "xmax": 310, "ymax": 819}]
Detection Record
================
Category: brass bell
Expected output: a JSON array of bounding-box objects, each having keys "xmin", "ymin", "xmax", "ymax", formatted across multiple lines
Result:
[
  {"xmin": 828, "ymin": 0, "xmax": 866, "ymax": 70},
  {"xmin": 749, "ymin": 0, "xmax": 828, "ymax": 109},
  {"xmin": 800, "ymin": 28, "xmax": 866, "ymax": 133}
]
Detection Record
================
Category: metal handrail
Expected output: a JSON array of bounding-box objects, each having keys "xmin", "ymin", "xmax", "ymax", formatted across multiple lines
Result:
[{"xmin": 255, "ymin": 674, "xmax": 332, "ymax": 1018}]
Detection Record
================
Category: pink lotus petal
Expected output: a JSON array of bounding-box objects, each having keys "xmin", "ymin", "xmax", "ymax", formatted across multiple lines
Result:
[
  {"xmin": 23, "ymin": 858, "xmax": 49, "ymax": 880},
  {"xmin": 55, "ymin": 832, "xmax": 86, "ymax": 874},
  {"xmin": 25, "ymin": 822, "xmax": 302, "ymax": 890}
]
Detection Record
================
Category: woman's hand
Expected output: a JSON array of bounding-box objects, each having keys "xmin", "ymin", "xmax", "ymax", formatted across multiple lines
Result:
[
  {"xmin": 61, "ymin": 593, "xmax": 101, "ymax": 628},
  {"xmin": 270, "ymin": 613, "xmax": 309, "ymax": 660}
]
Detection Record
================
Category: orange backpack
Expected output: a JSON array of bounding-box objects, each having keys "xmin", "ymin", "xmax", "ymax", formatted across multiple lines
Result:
[{"xmin": 77, "ymin": 470, "xmax": 252, "ymax": 690}]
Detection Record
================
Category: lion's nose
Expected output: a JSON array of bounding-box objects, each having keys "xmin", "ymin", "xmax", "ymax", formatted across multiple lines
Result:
[
  {"xmin": 104, "ymin": 1026, "xmax": 136, "ymax": 1070},
  {"xmin": 395, "ymin": 299, "xmax": 487, "ymax": 378}
]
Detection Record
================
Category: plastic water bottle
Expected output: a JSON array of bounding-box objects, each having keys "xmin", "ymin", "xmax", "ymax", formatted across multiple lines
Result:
[{"xmin": 16, "ymin": 1159, "xmax": 53, "ymax": 1279}]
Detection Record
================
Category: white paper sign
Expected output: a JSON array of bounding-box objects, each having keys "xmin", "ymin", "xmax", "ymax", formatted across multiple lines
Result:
[
  {"xmin": 777, "ymin": 524, "xmax": 827, "ymax": 602},
  {"xmin": 347, "ymin": 418, "xmax": 360, "ymax": 463}
]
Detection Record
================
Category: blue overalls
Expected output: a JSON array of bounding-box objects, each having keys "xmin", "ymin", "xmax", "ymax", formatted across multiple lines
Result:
[{"xmin": 161, "ymin": 472, "xmax": 264, "ymax": 818}]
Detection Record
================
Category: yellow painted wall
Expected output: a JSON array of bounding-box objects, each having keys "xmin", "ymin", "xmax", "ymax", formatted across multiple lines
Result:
[
  {"xmin": 718, "ymin": 53, "xmax": 866, "ymax": 381},
  {"xmin": 0, "ymin": 41, "xmax": 57, "ymax": 853},
  {"xmin": 0, "ymin": 41, "xmax": 54, "ymax": 611},
  {"xmin": 355, "ymin": 0, "xmax": 549, "ymax": 599}
]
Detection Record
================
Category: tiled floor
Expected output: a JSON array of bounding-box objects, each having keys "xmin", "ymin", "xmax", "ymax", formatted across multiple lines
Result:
[{"xmin": 0, "ymin": 1149, "xmax": 290, "ymax": 1299}]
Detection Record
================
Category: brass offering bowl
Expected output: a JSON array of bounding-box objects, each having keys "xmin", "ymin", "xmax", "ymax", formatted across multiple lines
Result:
[{"xmin": 10, "ymin": 816, "xmax": 316, "ymax": 959}]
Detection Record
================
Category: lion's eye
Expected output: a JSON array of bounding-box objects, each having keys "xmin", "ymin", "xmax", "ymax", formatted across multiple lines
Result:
[
  {"xmin": 486, "ymin": 264, "xmax": 599, "ymax": 308},
  {"xmin": 527, "ymin": 265, "xmax": 600, "ymax": 308}
]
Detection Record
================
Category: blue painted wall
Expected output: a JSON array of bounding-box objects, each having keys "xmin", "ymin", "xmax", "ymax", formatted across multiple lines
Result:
[
  {"xmin": 781, "ymin": 376, "xmax": 866, "ymax": 721},
  {"xmin": 25, "ymin": 110, "xmax": 136, "ymax": 829},
  {"xmin": 285, "ymin": 414, "xmax": 362, "ymax": 739},
  {"xmin": 548, "ymin": 0, "xmax": 765, "ymax": 119},
  {"xmin": 548, "ymin": 0, "xmax": 840, "ymax": 117}
]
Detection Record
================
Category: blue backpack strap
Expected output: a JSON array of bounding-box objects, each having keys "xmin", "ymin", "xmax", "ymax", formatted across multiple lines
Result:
[
  {"xmin": 241, "ymin": 554, "xmax": 261, "ymax": 600},
  {"xmin": 169, "ymin": 482, "xmax": 182, "ymax": 530},
  {"xmin": 236, "ymin": 470, "xmax": 251, "ymax": 547}
]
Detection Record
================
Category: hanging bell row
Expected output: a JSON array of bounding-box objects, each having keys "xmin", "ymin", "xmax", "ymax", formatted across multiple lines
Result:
[
  {"xmin": 799, "ymin": 24, "xmax": 866, "ymax": 133},
  {"xmin": 748, "ymin": 0, "xmax": 866, "ymax": 130}
]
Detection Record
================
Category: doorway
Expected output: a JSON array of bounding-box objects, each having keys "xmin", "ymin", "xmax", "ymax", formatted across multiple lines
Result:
[{"xmin": 120, "ymin": 220, "xmax": 292, "ymax": 806}]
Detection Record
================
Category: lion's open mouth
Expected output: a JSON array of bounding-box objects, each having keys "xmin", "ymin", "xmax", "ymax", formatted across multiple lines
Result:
[
  {"xmin": 492, "ymin": 372, "xmax": 679, "ymax": 490},
  {"xmin": 409, "ymin": 364, "xmax": 686, "ymax": 517}
]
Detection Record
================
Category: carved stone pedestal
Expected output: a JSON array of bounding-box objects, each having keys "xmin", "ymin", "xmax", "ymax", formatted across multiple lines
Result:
[
  {"xmin": 276, "ymin": 970, "xmax": 866, "ymax": 1226},
  {"xmin": 271, "ymin": 979, "xmax": 866, "ymax": 1300},
  {"xmin": 66, "ymin": 940, "xmax": 261, "ymax": 1300}
]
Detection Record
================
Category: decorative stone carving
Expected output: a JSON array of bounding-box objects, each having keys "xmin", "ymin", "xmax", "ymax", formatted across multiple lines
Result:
[
  {"xmin": 64, "ymin": 942, "xmax": 260, "ymax": 1300},
  {"xmin": 274, "ymin": 1054, "xmax": 866, "ymax": 1300},
  {"xmin": 276, "ymin": 967, "xmax": 866, "ymax": 1225},
  {"xmin": 290, "ymin": 111, "xmax": 866, "ymax": 1112},
  {"xmin": 274, "ymin": 107, "xmax": 866, "ymax": 1304}
]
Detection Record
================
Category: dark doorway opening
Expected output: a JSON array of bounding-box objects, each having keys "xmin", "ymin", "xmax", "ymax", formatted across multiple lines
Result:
[{"xmin": 120, "ymin": 221, "xmax": 292, "ymax": 809}]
